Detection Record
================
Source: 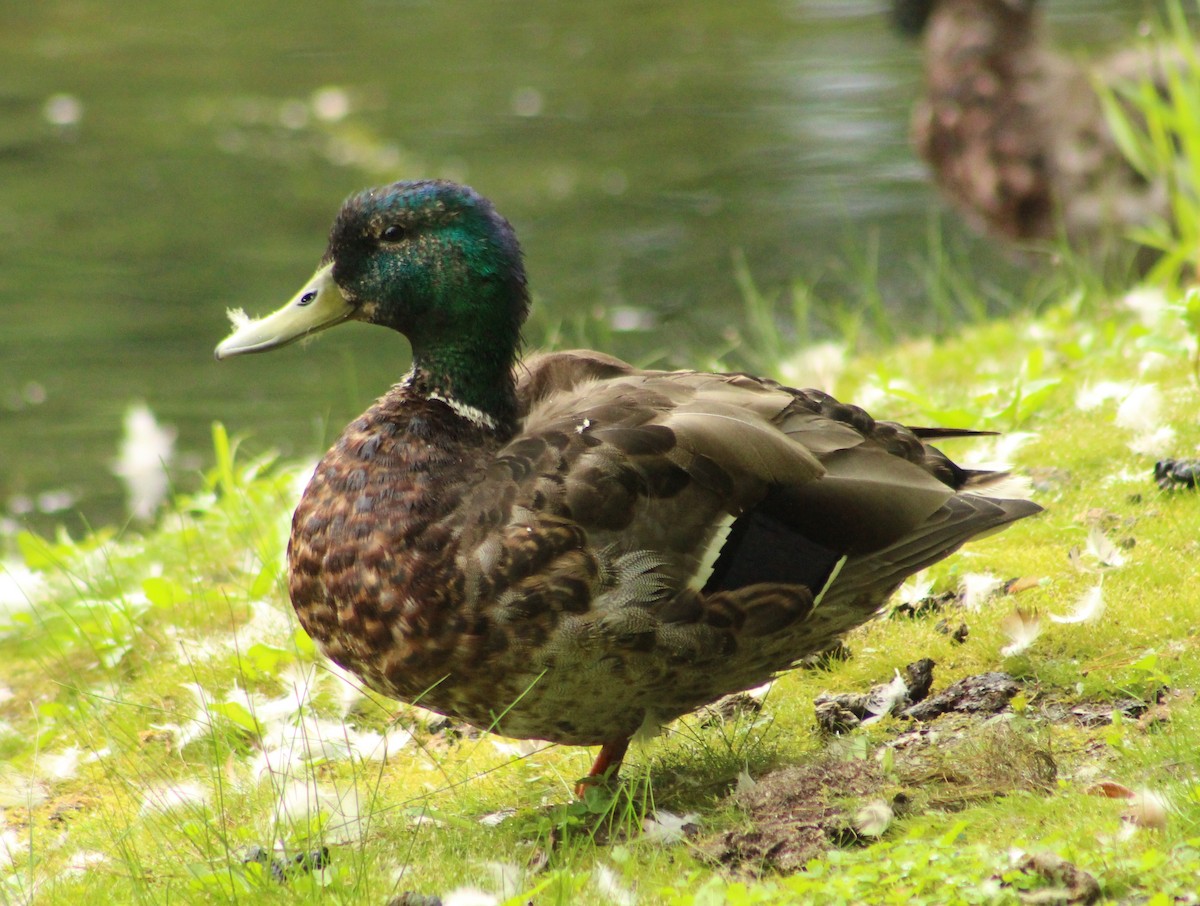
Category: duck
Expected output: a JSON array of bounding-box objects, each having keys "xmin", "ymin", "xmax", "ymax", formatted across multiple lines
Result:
[
  {"xmin": 215, "ymin": 180, "xmax": 1041, "ymax": 791},
  {"xmin": 893, "ymin": 0, "xmax": 1174, "ymax": 254}
]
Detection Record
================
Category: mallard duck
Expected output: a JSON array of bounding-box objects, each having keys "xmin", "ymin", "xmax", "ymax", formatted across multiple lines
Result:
[
  {"xmin": 894, "ymin": 0, "xmax": 1173, "ymax": 251},
  {"xmin": 215, "ymin": 180, "xmax": 1040, "ymax": 790}
]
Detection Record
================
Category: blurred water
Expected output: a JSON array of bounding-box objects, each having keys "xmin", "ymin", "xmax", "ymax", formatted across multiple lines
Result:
[{"xmin": 0, "ymin": 0, "xmax": 1151, "ymax": 532}]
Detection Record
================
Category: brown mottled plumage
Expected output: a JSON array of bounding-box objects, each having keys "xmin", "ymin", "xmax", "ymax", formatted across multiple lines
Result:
[
  {"xmin": 895, "ymin": 0, "xmax": 1175, "ymax": 251},
  {"xmin": 216, "ymin": 180, "xmax": 1041, "ymax": 790}
]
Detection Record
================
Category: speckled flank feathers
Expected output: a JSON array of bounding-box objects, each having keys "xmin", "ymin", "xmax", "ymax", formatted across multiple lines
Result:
[{"xmin": 219, "ymin": 180, "xmax": 1041, "ymax": 784}]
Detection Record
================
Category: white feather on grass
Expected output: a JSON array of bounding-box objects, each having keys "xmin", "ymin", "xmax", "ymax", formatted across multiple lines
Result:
[
  {"xmin": 274, "ymin": 778, "xmax": 364, "ymax": 843},
  {"xmin": 960, "ymin": 573, "xmax": 1004, "ymax": 612},
  {"xmin": 111, "ymin": 403, "xmax": 176, "ymax": 521},
  {"xmin": 139, "ymin": 780, "xmax": 207, "ymax": 815},
  {"xmin": 1000, "ymin": 607, "xmax": 1042, "ymax": 657},
  {"xmin": 441, "ymin": 891, "xmax": 499, "ymax": 906},
  {"xmin": 1050, "ymin": 584, "xmax": 1105, "ymax": 624},
  {"xmin": 0, "ymin": 562, "xmax": 44, "ymax": 621},
  {"xmin": 862, "ymin": 671, "xmax": 909, "ymax": 725},
  {"xmin": 592, "ymin": 864, "xmax": 637, "ymax": 906},
  {"xmin": 641, "ymin": 810, "xmax": 700, "ymax": 844},
  {"xmin": 1075, "ymin": 380, "xmax": 1132, "ymax": 411},
  {"xmin": 1086, "ymin": 526, "xmax": 1127, "ymax": 569},
  {"xmin": 1114, "ymin": 384, "xmax": 1163, "ymax": 433}
]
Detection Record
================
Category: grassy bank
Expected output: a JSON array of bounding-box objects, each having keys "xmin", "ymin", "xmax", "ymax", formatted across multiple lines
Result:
[{"xmin": 1, "ymin": 279, "xmax": 1199, "ymax": 905}]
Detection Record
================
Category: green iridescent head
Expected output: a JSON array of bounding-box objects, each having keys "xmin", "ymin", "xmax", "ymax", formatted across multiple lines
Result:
[{"xmin": 216, "ymin": 180, "xmax": 530, "ymax": 425}]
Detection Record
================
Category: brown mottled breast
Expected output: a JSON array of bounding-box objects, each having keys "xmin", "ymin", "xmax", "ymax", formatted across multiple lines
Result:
[{"xmin": 288, "ymin": 390, "xmax": 500, "ymax": 699}]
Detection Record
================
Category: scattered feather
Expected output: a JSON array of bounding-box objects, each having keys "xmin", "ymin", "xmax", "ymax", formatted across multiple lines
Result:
[
  {"xmin": 0, "ymin": 827, "xmax": 22, "ymax": 871},
  {"xmin": 1114, "ymin": 384, "xmax": 1162, "ymax": 433},
  {"xmin": 640, "ymin": 810, "xmax": 700, "ymax": 844},
  {"xmin": 853, "ymin": 801, "xmax": 894, "ymax": 838},
  {"xmin": 344, "ymin": 726, "xmax": 414, "ymax": 762},
  {"xmin": 1085, "ymin": 526, "xmax": 1127, "ymax": 569},
  {"xmin": 275, "ymin": 779, "xmax": 365, "ymax": 843},
  {"xmin": 254, "ymin": 664, "xmax": 318, "ymax": 723},
  {"xmin": 478, "ymin": 808, "xmax": 517, "ymax": 827},
  {"xmin": 1000, "ymin": 607, "xmax": 1042, "ymax": 657},
  {"xmin": 1122, "ymin": 286, "xmax": 1171, "ymax": 328},
  {"xmin": 1128, "ymin": 425, "xmax": 1176, "ymax": 457},
  {"xmin": 1050, "ymin": 585, "xmax": 1105, "ymax": 624},
  {"xmin": 139, "ymin": 780, "xmax": 207, "ymax": 815},
  {"xmin": 442, "ymin": 890, "xmax": 499, "ymax": 906},
  {"xmin": 1122, "ymin": 789, "xmax": 1169, "ymax": 832},
  {"xmin": 1115, "ymin": 821, "xmax": 1139, "ymax": 842},
  {"xmin": 111, "ymin": 403, "xmax": 176, "ymax": 520},
  {"xmin": 231, "ymin": 599, "xmax": 294, "ymax": 652},
  {"xmin": 481, "ymin": 862, "xmax": 526, "ymax": 901},
  {"xmin": 895, "ymin": 574, "xmax": 934, "ymax": 609},
  {"xmin": 862, "ymin": 671, "xmax": 909, "ymax": 724},
  {"xmin": 0, "ymin": 563, "xmax": 43, "ymax": 620},
  {"xmin": 960, "ymin": 431, "xmax": 1038, "ymax": 479},
  {"xmin": 490, "ymin": 738, "xmax": 551, "ymax": 758},
  {"xmin": 35, "ymin": 748, "xmax": 80, "ymax": 782},
  {"xmin": 742, "ymin": 680, "xmax": 774, "ymax": 700},
  {"xmin": 0, "ymin": 770, "xmax": 48, "ymax": 809},
  {"xmin": 960, "ymin": 573, "xmax": 1005, "ymax": 612},
  {"xmin": 1075, "ymin": 380, "xmax": 1132, "ymax": 411},
  {"xmin": 1102, "ymin": 466, "xmax": 1146, "ymax": 486},
  {"xmin": 592, "ymin": 865, "xmax": 636, "ymax": 906},
  {"xmin": 326, "ymin": 660, "xmax": 370, "ymax": 716}
]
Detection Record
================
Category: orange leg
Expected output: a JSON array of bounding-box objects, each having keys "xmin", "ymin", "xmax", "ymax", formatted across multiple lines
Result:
[{"xmin": 574, "ymin": 737, "xmax": 631, "ymax": 797}]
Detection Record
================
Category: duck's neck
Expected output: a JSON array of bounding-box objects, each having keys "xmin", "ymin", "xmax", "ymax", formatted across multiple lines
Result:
[{"xmin": 406, "ymin": 337, "xmax": 519, "ymax": 435}]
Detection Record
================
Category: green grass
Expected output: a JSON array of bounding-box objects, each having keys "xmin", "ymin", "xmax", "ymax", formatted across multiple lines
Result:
[{"xmin": 2, "ymin": 270, "xmax": 1200, "ymax": 904}]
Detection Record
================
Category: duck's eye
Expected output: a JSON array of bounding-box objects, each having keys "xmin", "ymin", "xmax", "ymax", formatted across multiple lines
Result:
[{"xmin": 380, "ymin": 224, "xmax": 406, "ymax": 242}]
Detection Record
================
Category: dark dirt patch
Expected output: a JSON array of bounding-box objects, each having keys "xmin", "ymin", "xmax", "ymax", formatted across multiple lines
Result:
[
  {"xmin": 890, "ymin": 589, "xmax": 958, "ymax": 619},
  {"xmin": 1039, "ymin": 696, "xmax": 1149, "ymax": 727},
  {"xmin": 419, "ymin": 715, "xmax": 482, "ymax": 751},
  {"xmin": 1002, "ymin": 853, "xmax": 1101, "ymax": 905},
  {"xmin": 934, "ymin": 618, "xmax": 970, "ymax": 643},
  {"xmin": 707, "ymin": 757, "xmax": 892, "ymax": 873},
  {"xmin": 709, "ymin": 718, "xmax": 1057, "ymax": 874},
  {"xmin": 813, "ymin": 659, "xmax": 936, "ymax": 733},
  {"xmin": 890, "ymin": 716, "xmax": 1058, "ymax": 808},
  {"xmin": 706, "ymin": 666, "xmax": 1168, "ymax": 875},
  {"xmin": 902, "ymin": 672, "xmax": 1019, "ymax": 720}
]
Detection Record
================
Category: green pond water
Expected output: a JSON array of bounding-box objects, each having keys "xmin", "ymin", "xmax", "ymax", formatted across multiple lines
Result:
[{"xmin": 0, "ymin": 0, "xmax": 1147, "ymax": 533}]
